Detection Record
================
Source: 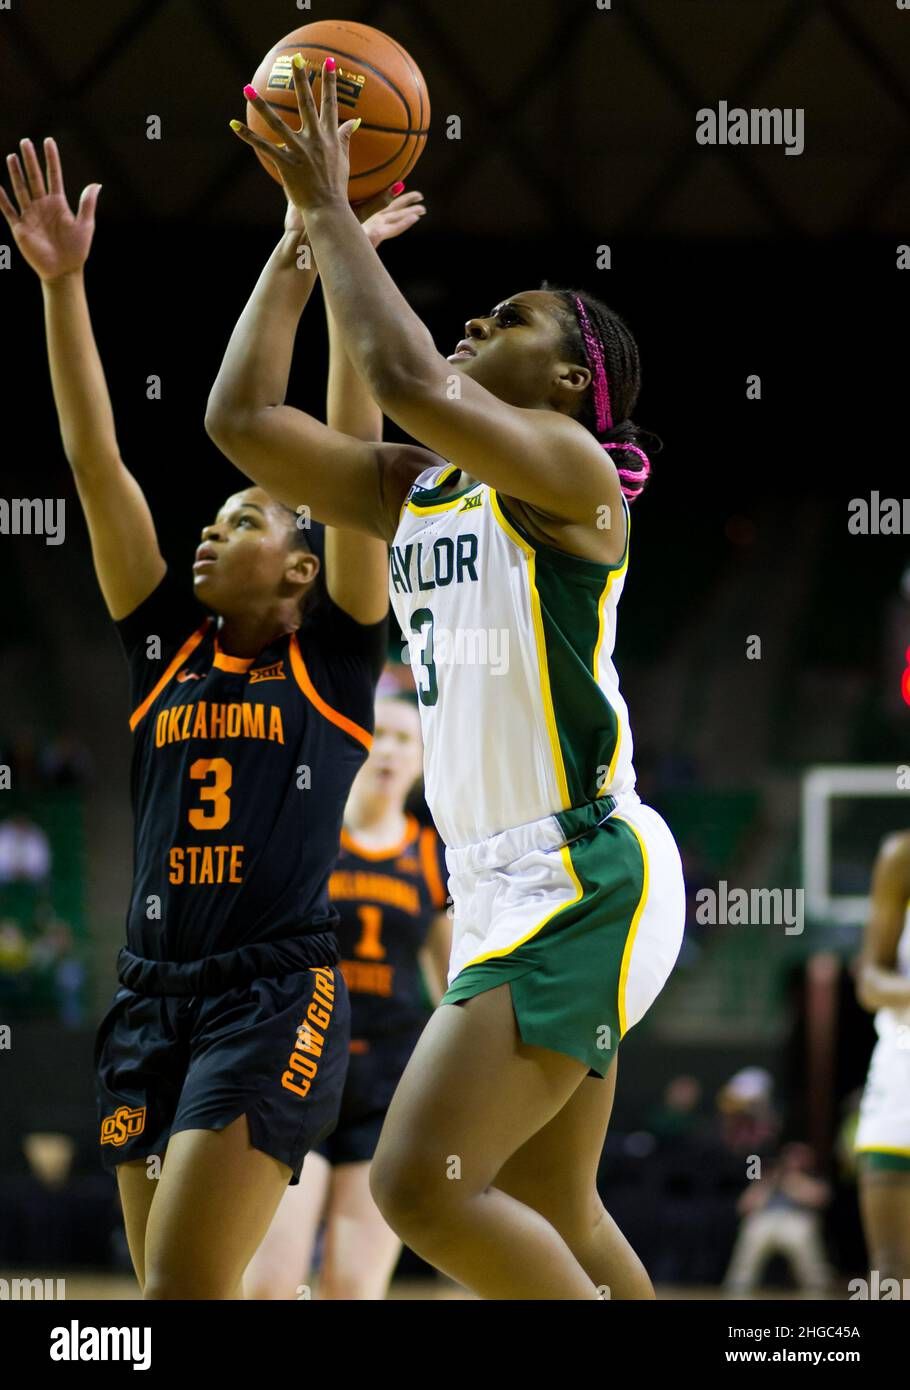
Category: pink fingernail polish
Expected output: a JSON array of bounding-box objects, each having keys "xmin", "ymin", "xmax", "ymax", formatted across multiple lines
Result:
[
  {"xmin": 243, "ymin": 85, "xmax": 259, "ymax": 100},
  {"xmin": 390, "ymin": 182, "xmax": 406, "ymax": 196},
  {"xmin": 324, "ymin": 56, "xmax": 336, "ymax": 72}
]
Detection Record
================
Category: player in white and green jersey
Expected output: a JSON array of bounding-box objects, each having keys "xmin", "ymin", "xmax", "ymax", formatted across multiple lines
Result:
[
  {"xmin": 855, "ymin": 832, "xmax": 910, "ymax": 1280},
  {"xmin": 221, "ymin": 68, "xmax": 686, "ymax": 1300}
]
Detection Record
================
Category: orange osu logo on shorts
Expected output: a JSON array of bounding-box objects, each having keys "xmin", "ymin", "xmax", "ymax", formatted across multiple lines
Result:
[{"xmin": 100, "ymin": 1104, "xmax": 147, "ymax": 1147}]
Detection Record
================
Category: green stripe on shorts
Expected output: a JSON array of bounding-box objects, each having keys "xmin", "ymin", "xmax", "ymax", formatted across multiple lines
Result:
[
  {"xmin": 441, "ymin": 804, "xmax": 644, "ymax": 1076},
  {"xmin": 858, "ymin": 1150, "xmax": 910, "ymax": 1173}
]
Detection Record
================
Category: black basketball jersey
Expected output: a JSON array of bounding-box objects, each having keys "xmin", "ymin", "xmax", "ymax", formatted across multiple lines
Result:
[
  {"xmin": 329, "ymin": 814, "xmax": 449, "ymax": 1039},
  {"xmin": 114, "ymin": 564, "xmax": 387, "ymax": 964}
]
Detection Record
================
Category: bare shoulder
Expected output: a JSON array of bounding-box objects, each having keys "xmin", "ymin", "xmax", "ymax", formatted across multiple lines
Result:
[
  {"xmin": 497, "ymin": 490, "xmax": 627, "ymax": 566},
  {"xmin": 497, "ymin": 412, "xmax": 625, "ymax": 564}
]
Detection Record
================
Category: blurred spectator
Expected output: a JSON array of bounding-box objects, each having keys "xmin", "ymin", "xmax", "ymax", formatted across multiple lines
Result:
[
  {"xmin": 0, "ymin": 918, "xmax": 30, "ymax": 973},
  {"xmin": 0, "ymin": 1132, "xmax": 116, "ymax": 1267},
  {"xmin": 646, "ymin": 1075, "xmax": 705, "ymax": 1145},
  {"xmin": 723, "ymin": 1142, "xmax": 832, "ymax": 1295},
  {"xmin": 0, "ymin": 813, "xmax": 51, "ymax": 885},
  {"xmin": 30, "ymin": 912, "xmax": 86, "ymax": 1026},
  {"xmin": 715, "ymin": 1067, "xmax": 780, "ymax": 1157},
  {"xmin": 0, "ymin": 918, "xmax": 32, "ymax": 1014},
  {"xmin": 23, "ymin": 1132, "xmax": 75, "ymax": 1189},
  {"xmin": 38, "ymin": 731, "xmax": 93, "ymax": 789}
]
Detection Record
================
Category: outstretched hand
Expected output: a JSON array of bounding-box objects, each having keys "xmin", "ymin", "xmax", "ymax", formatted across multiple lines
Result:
[
  {"xmin": 284, "ymin": 186, "xmax": 426, "ymax": 249},
  {"xmin": 0, "ymin": 138, "xmax": 100, "ymax": 282},
  {"xmin": 357, "ymin": 189, "xmax": 425, "ymax": 248}
]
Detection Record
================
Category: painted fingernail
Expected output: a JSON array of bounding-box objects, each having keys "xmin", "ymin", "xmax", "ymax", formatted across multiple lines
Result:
[
  {"xmin": 390, "ymin": 182, "xmax": 405, "ymax": 196},
  {"xmin": 243, "ymin": 85, "xmax": 258, "ymax": 100},
  {"xmin": 292, "ymin": 54, "xmax": 304, "ymax": 70},
  {"xmin": 325, "ymin": 56, "xmax": 336, "ymax": 72},
  {"xmin": 351, "ymin": 118, "xmax": 362, "ymax": 132},
  {"xmin": 229, "ymin": 120, "xmax": 242, "ymax": 131}
]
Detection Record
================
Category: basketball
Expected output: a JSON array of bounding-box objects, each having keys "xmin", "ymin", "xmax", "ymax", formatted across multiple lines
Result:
[{"xmin": 246, "ymin": 20, "xmax": 430, "ymax": 204}]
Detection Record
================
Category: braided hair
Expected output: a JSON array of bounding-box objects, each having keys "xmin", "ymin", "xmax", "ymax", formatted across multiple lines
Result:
[{"xmin": 542, "ymin": 283, "xmax": 661, "ymax": 502}]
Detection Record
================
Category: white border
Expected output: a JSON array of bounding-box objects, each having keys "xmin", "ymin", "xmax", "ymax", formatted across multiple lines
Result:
[{"xmin": 802, "ymin": 765, "xmax": 904, "ymax": 924}]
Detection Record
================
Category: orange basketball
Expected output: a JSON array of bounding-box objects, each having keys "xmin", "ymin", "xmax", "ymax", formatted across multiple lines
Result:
[{"xmin": 246, "ymin": 20, "xmax": 430, "ymax": 204}]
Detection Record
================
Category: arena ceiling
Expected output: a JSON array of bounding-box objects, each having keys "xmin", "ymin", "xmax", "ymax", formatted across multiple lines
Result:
[{"xmin": 0, "ymin": 0, "xmax": 906, "ymax": 236}]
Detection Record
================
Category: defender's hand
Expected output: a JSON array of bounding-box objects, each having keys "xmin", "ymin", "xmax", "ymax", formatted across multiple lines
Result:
[{"xmin": 0, "ymin": 138, "xmax": 100, "ymax": 283}]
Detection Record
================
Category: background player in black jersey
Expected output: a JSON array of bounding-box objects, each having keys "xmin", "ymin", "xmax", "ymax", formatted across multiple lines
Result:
[
  {"xmin": 244, "ymin": 690, "xmax": 450, "ymax": 1299},
  {"xmin": 0, "ymin": 135, "xmax": 428, "ymax": 1299}
]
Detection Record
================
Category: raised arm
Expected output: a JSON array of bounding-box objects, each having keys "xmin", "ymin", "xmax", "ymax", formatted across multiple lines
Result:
[
  {"xmin": 231, "ymin": 65, "xmax": 623, "ymax": 531},
  {"xmin": 204, "ymin": 197, "xmax": 436, "ymax": 552},
  {"xmin": 0, "ymin": 138, "xmax": 165, "ymax": 620},
  {"xmin": 856, "ymin": 833, "xmax": 910, "ymax": 1013},
  {"xmin": 322, "ymin": 193, "xmax": 426, "ymax": 622}
]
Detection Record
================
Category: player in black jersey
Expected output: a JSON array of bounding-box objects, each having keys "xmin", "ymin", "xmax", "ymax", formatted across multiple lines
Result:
[
  {"xmin": 244, "ymin": 691, "xmax": 450, "ymax": 1298},
  {"xmin": 0, "ymin": 135, "xmax": 428, "ymax": 1299}
]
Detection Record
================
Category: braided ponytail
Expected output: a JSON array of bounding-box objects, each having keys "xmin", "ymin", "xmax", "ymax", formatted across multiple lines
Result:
[{"xmin": 543, "ymin": 283, "xmax": 661, "ymax": 502}]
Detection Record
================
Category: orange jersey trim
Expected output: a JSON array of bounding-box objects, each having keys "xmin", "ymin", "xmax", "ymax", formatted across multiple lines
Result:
[
  {"xmin": 288, "ymin": 633, "xmax": 373, "ymax": 752},
  {"xmin": 128, "ymin": 619, "xmax": 212, "ymax": 732},
  {"xmin": 419, "ymin": 826, "xmax": 447, "ymax": 908},
  {"xmin": 340, "ymin": 814, "xmax": 419, "ymax": 862},
  {"xmin": 212, "ymin": 635, "xmax": 255, "ymax": 674}
]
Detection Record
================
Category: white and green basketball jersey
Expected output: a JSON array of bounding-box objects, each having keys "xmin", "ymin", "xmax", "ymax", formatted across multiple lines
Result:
[{"xmin": 389, "ymin": 464, "xmax": 637, "ymax": 849}]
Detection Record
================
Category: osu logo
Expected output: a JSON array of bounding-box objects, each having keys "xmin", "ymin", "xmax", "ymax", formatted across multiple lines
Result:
[{"xmin": 100, "ymin": 1105, "xmax": 147, "ymax": 1147}]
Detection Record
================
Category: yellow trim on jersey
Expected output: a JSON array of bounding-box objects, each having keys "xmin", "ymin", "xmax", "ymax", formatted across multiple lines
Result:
[
  {"xmin": 459, "ymin": 843, "xmax": 584, "ymax": 969},
  {"xmin": 488, "ymin": 489, "xmax": 572, "ymax": 810},
  {"xmin": 406, "ymin": 464, "xmax": 468, "ymax": 516},
  {"xmin": 593, "ymin": 510, "xmax": 631, "ymax": 794},
  {"xmin": 613, "ymin": 814, "xmax": 650, "ymax": 1037},
  {"xmin": 855, "ymin": 1144, "xmax": 910, "ymax": 1156}
]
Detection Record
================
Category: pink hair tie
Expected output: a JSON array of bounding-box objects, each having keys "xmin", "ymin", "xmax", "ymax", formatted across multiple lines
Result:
[
  {"xmin": 603, "ymin": 442, "xmax": 651, "ymax": 500},
  {"xmin": 573, "ymin": 296, "xmax": 649, "ymax": 501},
  {"xmin": 573, "ymin": 295, "xmax": 613, "ymax": 433}
]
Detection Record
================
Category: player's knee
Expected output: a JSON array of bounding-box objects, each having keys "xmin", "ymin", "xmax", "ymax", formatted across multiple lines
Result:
[{"xmin": 370, "ymin": 1148, "xmax": 455, "ymax": 1234}]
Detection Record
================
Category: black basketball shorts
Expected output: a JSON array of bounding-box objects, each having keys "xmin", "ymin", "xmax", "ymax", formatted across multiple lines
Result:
[
  {"xmin": 313, "ymin": 1024, "xmax": 423, "ymax": 1166},
  {"xmin": 95, "ymin": 960, "xmax": 351, "ymax": 1185}
]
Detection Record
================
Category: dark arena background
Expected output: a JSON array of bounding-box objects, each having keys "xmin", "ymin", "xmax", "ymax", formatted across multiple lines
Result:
[{"xmin": 0, "ymin": 0, "xmax": 908, "ymax": 1362}]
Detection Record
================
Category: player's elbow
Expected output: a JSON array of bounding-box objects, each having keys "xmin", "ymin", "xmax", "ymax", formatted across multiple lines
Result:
[{"xmin": 204, "ymin": 393, "xmax": 249, "ymax": 450}]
